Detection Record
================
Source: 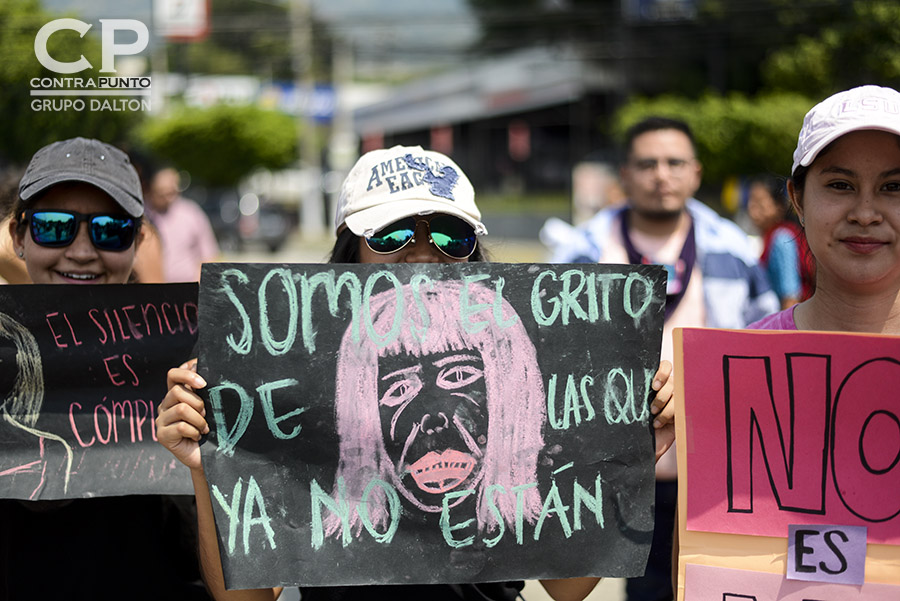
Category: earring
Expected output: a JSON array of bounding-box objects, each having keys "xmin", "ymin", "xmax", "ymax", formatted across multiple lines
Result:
[
  {"xmin": 17, "ymin": 251, "xmax": 24, "ymax": 258},
  {"xmin": 799, "ymin": 217, "xmax": 805, "ymax": 227}
]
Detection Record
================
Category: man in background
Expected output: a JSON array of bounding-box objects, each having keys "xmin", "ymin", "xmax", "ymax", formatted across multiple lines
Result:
[
  {"xmin": 542, "ymin": 117, "xmax": 779, "ymax": 601},
  {"xmin": 146, "ymin": 167, "xmax": 219, "ymax": 282}
]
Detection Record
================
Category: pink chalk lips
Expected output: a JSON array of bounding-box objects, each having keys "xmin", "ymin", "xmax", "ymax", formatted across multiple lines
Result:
[{"xmin": 406, "ymin": 449, "xmax": 476, "ymax": 493}]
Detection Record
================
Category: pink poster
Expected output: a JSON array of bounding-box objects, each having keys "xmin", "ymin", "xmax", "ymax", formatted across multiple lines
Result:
[
  {"xmin": 680, "ymin": 329, "xmax": 900, "ymax": 544},
  {"xmin": 684, "ymin": 563, "xmax": 900, "ymax": 600}
]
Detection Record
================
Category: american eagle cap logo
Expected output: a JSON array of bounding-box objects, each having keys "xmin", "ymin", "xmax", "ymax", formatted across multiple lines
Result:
[{"xmin": 402, "ymin": 153, "xmax": 459, "ymax": 201}]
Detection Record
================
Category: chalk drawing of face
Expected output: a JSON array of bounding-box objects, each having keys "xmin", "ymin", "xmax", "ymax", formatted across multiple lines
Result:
[
  {"xmin": 378, "ymin": 350, "xmax": 488, "ymax": 509},
  {"xmin": 0, "ymin": 311, "xmax": 44, "ymax": 426},
  {"xmin": 328, "ymin": 280, "xmax": 547, "ymax": 538},
  {"xmin": 0, "ymin": 310, "xmax": 73, "ymax": 498}
]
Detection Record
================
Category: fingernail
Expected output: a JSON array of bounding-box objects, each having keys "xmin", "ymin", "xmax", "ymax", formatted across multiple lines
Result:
[
  {"xmin": 650, "ymin": 404, "xmax": 660, "ymax": 415},
  {"xmin": 652, "ymin": 379, "xmax": 662, "ymax": 391},
  {"xmin": 194, "ymin": 375, "xmax": 206, "ymax": 387},
  {"xmin": 203, "ymin": 425, "xmax": 210, "ymax": 434},
  {"xmin": 653, "ymin": 419, "xmax": 661, "ymax": 428}
]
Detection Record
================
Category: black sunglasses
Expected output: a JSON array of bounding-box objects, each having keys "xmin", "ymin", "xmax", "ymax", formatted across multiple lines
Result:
[
  {"xmin": 21, "ymin": 209, "xmax": 138, "ymax": 252},
  {"xmin": 365, "ymin": 214, "xmax": 478, "ymax": 259}
]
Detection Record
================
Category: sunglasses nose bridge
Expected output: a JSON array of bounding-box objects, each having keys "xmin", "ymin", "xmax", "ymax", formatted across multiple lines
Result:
[
  {"xmin": 403, "ymin": 219, "xmax": 426, "ymax": 246},
  {"xmin": 66, "ymin": 221, "xmax": 99, "ymax": 255}
]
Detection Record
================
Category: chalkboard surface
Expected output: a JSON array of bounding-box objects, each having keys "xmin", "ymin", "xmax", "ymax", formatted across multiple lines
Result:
[
  {"xmin": 0, "ymin": 284, "xmax": 197, "ymax": 500},
  {"xmin": 198, "ymin": 262, "xmax": 666, "ymax": 588}
]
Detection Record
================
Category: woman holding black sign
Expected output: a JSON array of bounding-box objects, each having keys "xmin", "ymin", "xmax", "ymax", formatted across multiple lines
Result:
[
  {"xmin": 0, "ymin": 137, "xmax": 210, "ymax": 600},
  {"xmin": 158, "ymin": 146, "xmax": 676, "ymax": 601}
]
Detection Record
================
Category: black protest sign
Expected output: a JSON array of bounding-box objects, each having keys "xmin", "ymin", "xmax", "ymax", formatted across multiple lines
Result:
[
  {"xmin": 198, "ymin": 263, "xmax": 666, "ymax": 588},
  {"xmin": 0, "ymin": 284, "xmax": 197, "ymax": 500}
]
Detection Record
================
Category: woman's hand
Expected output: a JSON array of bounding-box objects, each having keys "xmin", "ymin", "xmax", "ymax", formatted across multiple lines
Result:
[
  {"xmin": 156, "ymin": 358, "xmax": 209, "ymax": 472},
  {"xmin": 649, "ymin": 359, "xmax": 676, "ymax": 462}
]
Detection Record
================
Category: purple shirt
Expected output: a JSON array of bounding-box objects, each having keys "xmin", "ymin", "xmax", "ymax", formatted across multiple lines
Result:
[{"xmin": 747, "ymin": 306, "xmax": 798, "ymax": 330}]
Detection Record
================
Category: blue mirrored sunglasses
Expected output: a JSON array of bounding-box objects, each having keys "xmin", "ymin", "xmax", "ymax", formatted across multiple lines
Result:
[
  {"xmin": 22, "ymin": 209, "xmax": 138, "ymax": 252},
  {"xmin": 365, "ymin": 214, "xmax": 478, "ymax": 259}
]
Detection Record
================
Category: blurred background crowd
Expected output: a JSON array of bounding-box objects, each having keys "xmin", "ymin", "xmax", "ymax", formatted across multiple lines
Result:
[{"xmin": 3, "ymin": 0, "xmax": 899, "ymax": 284}]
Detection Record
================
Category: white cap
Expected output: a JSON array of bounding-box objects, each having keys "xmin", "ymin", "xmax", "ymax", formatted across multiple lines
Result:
[
  {"xmin": 792, "ymin": 85, "xmax": 900, "ymax": 174},
  {"xmin": 335, "ymin": 145, "xmax": 487, "ymax": 237}
]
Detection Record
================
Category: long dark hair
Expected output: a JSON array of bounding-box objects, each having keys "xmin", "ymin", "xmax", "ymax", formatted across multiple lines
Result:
[{"xmin": 328, "ymin": 227, "xmax": 489, "ymax": 263}]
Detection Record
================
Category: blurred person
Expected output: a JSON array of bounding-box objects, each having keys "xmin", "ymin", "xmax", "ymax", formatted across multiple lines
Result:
[
  {"xmin": 157, "ymin": 145, "xmax": 678, "ymax": 601},
  {"xmin": 747, "ymin": 175, "xmax": 815, "ymax": 309},
  {"xmin": 132, "ymin": 219, "xmax": 166, "ymax": 283},
  {"xmin": 0, "ymin": 168, "xmax": 29, "ymax": 284},
  {"xmin": 0, "ymin": 137, "xmax": 210, "ymax": 599},
  {"xmin": 147, "ymin": 166, "xmax": 220, "ymax": 282},
  {"xmin": 542, "ymin": 117, "xmax": 778, "ymax": 601}
]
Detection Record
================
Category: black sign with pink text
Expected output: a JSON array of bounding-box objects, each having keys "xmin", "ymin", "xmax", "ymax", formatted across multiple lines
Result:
[{"xmin": 0, "ymin": 284, "xmax": 197, "ymax": 500}]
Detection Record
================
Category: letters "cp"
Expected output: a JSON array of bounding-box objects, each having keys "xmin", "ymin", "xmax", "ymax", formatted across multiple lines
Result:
[{"xmin": 34, "ymin": 18, "xmax": 149, "ymax": 74}]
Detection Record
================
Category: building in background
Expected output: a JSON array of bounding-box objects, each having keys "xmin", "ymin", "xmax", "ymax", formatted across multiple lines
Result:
[{"xmin": 352, "ymin": 48, "xmax": 621, "ymax": 197}]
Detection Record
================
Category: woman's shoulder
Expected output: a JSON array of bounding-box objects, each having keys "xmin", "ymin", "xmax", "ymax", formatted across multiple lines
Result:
[{"xmin": 747, "ymin": 306, "xmax": 797, "ymax": 330}]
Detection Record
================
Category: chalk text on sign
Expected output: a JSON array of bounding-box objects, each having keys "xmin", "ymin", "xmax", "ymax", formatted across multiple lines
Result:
[
  {"xmin": 307, "ymin": 467, "xmax": 605, "ymax": 552},
  {"xmin": 546, "ymin": 369, "xmax": 653, "ymax": 430},
  {"xmin": 218, "ymin": 269, "xmax": 522, "ymax": 356},
  {"xmin": 531, "ymin": 269, "xmax": 657, "ymax": 327},
  {"xmin": 69, "ymin": 396, "xmax": 157, "ymax": 447}
]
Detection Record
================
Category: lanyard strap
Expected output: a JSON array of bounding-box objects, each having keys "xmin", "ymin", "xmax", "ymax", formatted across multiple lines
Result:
[{"xmin": 620, "ymin": 210, "xmax": 697, "ymax": 320}]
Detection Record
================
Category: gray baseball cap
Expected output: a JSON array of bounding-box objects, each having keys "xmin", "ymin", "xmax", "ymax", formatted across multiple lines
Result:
[{"xmin": 18, "ymin": 137, "xmax": 144, "ymax": 217}]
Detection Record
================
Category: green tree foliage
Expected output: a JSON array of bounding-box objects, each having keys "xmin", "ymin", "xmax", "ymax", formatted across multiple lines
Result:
[
  {"xmin": 467, "ymin": 0, "xmax": 618, "ymax": 54},
  {"xmin": 137, "ymin": 104, "xmax": 298, "ymax": 187},
  {"xmin": 763, "ymin": 1, "xmax": 900, "ymax": 96},
  {"xmin": 465, "ymin": 0, "xmax": 854, "ymax": 97},
  {"xmin": 613, "ymin": 92, "xmax": 813, "ymax": 182},
  {"xmin": 0, "ymin": 0, "xmax": 140, "ymax": 164}
]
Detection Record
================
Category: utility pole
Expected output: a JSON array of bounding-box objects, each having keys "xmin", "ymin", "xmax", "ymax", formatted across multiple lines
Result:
[
  {"xmin": 290, "ymin": 0, "xmax": 325, "ymax": 238},
  {"xmin": 327, "ymin": 40, "xmax": 357, "ymax": 232}
]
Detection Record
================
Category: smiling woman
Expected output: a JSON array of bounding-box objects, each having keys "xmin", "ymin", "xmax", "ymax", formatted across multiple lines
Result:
[
  {"xmin": 8, "ymin": 138, "xmax": 144, "ymax": 285},
  {"xmin": 0, "ymin": 137, "xmax": 211, "ymax": 600},
  {"xmin": 749, "ymin": 85, "xmax": 900, "ymax": 335}
]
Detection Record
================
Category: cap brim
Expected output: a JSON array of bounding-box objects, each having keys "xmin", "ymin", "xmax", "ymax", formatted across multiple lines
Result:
[
  {"xmin": 797, "ymin": 123, "xmax": 900, "ymax": 172},
  {"xmin": 344, "ymin": 199, "xmax": 487, "ymax": 237},
  {"xmin": 20, "ymin": 173, "xmax": 144, "ymax": 217}
]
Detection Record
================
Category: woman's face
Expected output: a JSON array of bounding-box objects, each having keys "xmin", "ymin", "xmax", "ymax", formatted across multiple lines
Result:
[
  {"xmin": 10, "ymin": 183, "xmax": 138, "ymax": 284},
  {"xmin": 377, "ymin": 349, "xmax": 488, "ymax": 510},
  {"xmin": 792, "ymin": 130, "xmax": 900, "ymax": 292},
  {"xmin": 357, "ymin": 214, "xmax": 471, "ymax": 264},
  {"xmin": 747, "ymin": 182, "xmax": 782, "ymax": 231}
]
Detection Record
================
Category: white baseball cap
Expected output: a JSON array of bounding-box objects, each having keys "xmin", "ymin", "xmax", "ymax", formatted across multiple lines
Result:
[
  {"xmin": 792, "ymin": 85, "xmax": 900, "ymax": 174},
  {"xmin": 335, "ymin": 145, "xmax": 487, "ymax": 237}
]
